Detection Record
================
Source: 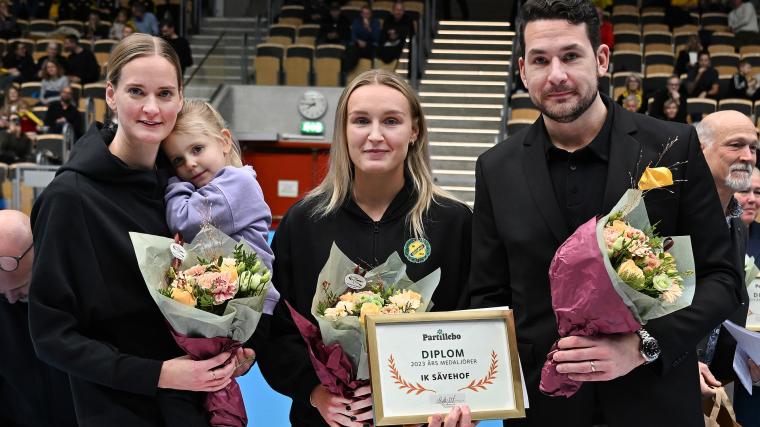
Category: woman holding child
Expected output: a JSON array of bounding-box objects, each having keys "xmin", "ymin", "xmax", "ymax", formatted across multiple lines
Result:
[{"xmin": 27, "ymin": 34, "xmax": 258, "ymax": 426}]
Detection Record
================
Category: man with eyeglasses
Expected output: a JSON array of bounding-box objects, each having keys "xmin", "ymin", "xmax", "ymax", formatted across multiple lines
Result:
[
  {"xmin": 0, "ymin": 210, "xmax": 75, "ymax": 427},
  {"xmin": 649, "ymin": 75, "xmax": 688, "ymax": 123}
]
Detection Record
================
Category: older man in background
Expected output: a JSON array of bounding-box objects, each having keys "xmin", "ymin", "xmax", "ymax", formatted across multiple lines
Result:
[
  {"xmin": 0, "ymin": 210, "xmax": 76, "ymax": 426},
  {"xmin": 694, "ymin": 110, "xmax": 755, "ymax": 401}
]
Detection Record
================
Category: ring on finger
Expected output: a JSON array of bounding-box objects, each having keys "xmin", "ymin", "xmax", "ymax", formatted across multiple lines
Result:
[{"xmin": 589, "ymin": 360, "xmax": 596, "ymax": 373}]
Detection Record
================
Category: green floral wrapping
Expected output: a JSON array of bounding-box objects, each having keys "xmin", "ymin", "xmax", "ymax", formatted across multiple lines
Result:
[
  {"xmin": 130, "ymin": 225, "xmax": 270, "ymax": 342},
  {"xmin": 311, "ymin": 243, "xmax": 441, "ymax": 380},
  {"xmin": 595, "ymin": 189, "xmax": 697, "ymax": 324}
]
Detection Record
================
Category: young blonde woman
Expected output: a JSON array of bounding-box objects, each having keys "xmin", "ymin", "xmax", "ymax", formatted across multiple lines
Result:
[
  {"xmin": 256, "ymin": 69, "xmax": 473, "ymax": 426},
  {"xmin": 28, "ymin": 34, "xmax": 254, "ymax": 427}
]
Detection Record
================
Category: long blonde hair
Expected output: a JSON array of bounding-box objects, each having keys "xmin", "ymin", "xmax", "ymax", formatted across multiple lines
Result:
[
  {"xmin": 306, "ymin": 69, "xmax": 462, "ymax": 238},
  {"xmin": 170, "ymin": 99, "xmax": 243, "ymax": 167}
]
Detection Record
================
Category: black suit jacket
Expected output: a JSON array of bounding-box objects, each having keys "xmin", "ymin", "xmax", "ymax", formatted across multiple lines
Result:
[
  {"xmin": 469, "ymin": 100, "xmax": 742, "ymax": 427},
  {"xmin": 709, "ymin": 217, "xmax": 750, "ymax": 383}
]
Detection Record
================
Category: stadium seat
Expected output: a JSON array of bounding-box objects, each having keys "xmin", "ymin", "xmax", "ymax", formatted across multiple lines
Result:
[
  {"xmin": 511, "ymin": 93, "xmax": 536, "ymax": 110},
  {"xmin": 711, "ymin": 32, "xmax": 736, "ymax": 47},
  {"xmin": 36, "ymin": 134, "xmax": 65, "ymax": 163},
  {"xmin": 643, "ymin": 31, "xmax": 672, "ymax": 46},
  {"xmin": 614, "ymin": 31, "xmax": 641, "ymax": 46},
  {"xmin": 643, "ymin": 24, "xmax": 669, "ymax": 33},
  {"xmin": 32, "ymin": 106, "xmax": 47, "ymax": 124},
  {"xmin": 315, "ymin": 44, "xmax": 345, "ymax": 87},
  {"xmin": 511, "ymin": 108, "xmax": 540, "ymax": 121},
  {"xmin": 740, "ymin": 45, "xmax": 760, "ymax": 56},
  {"xmin": 267, "ymin": 25, "xmax": 297, "ymax": 46},
  {"xmin": 640, "ymin": 12, "xmax": 665, "ymax": 26},
  {"xmin": 613, "ymin": 23, "xmax": 639, "ymax": 33},
  {"xmin": 254, "ymin": 43, "xmax": 284, "ymax": 85},
  {"xmin": 612, "ymin": 51, "xmax": 643, "ymax": 73},
  {"xmin": 711, "ymin": 52, "xmax": 740, "ymax": 75},
  {"xmin": 34, "ymin": 38, "xmax": 61, "ymax": 61},
  {"xmin": 687, "ymin": 98, "xmax": 717, "ymax": 116},
  {"xmin": 346, "ymin": 57, "xmax": 373, "ymax": 84},
  {"xmin": 612, "ymin": 13, "xmax": 639, "ymax": 26},
  {"xmin": 718, "ymin": 98, "xmax": 752, "ymax": 116},
  {"xmin": 284, "ymin": 44, "xmax": 314, "ymax": 86},
  {"xmin": 340, "ymin": 6, "xmax": 361, "ymax": 23},
  {"xmin": 28, "ymin": 19, "xmax": 55, "ymax": 35},
  {"xmin": 19, "ymin": 82, "xmax": 41, "ymax": 105},
  {"xmin": 57, "ymin": 20, "xmax": 83, "ymax": 33},
  {"xmin": 701, "ymin": 13, "xmax": 728, "ymax": 28},
  {"xmin": 296, "ymin": 24, "xmax": 320, "ymax": 46},
  {"xmin": 506, "ymin": 119, "xmax": 534, "ymax": 135},
  {"xmin": 279, "ymin": 5, "xmax": 304, "ymax": 27},
  {"xmin": 8, "ymin": 38, "xmax": 34, "ymax": 54},
  {"xmin": 644, "ymin": 73, "xmax": 670, "ymax": 96}
]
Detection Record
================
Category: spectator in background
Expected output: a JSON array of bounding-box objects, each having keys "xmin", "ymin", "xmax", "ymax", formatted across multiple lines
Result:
[
  {"xmin": 93, "ymin": 0, "xmax": 118, "ymax": 20},
  {"xmin": 623, "ymin": 94, "xmax": 641, "ymax": 112},
  {"xmin": 345, "ymin": 6, "xmax": 380, "ymax": 71},
  {"xmin": 2, "ymin": 42, "xmax": 36, "ymax": 84},
  {"xmin": 685, "ymin": 50, "xmax": 720, "ymax": 99},
  {"xmin": 11, "ymin": 0, "xmax": 39, "ymax": 20},
  {"xmin": 44, "ymin": 86, "xmax": 82, "ymax": 139},
  {"xmin": 0, "ymin": 86, "xmax": 30, "ymax": 131},
  {"xmin": 650, "ymin": 75, "xmax": 688, "ymax": 123},
  {"xmin": 377, "ymin": 1, "xmax": 415, "ymax": 64},
  {"xmin": 318, "ymin": 2, "xmax": 351, "ymax": 45},
  {"xmin": 661, "ymin": 99, "xmax": 683, "ymax": 122},
  {"xmin": 304, "ymin": 0, "xmax": 325, "ymax": 24},
  {"xmin": 161, "ymin": 20, "xmax": 193, "ymax": 75},
  {"xmin": 0, "ymin": 114, "xmax": 32, "ymax": 164},
  {"xmin": 728, "ymin": 0, "xmax": 759, "ymax": 40},
  {"xmin": 63, "ymin": 35, "xmax": 100, "ymax": 84},
  {"xmin": 110, "ymin": 8, "xmax": 130, "ymax": 40},
  {"xmin": 730, "ymin": 59, "xmax": 760, "ymax": 100},
  {"xmin": 83, "ymin": 11, "xmax": 110, "ymax": 42},
  {"xmin": 675, "ymin": 34, "xmax": 702, "ymax": 76},
  {"xmin": 132, "ymin": 2, "xmax": 159, "ymax": 35},
  {"xmin": 122, "ymin": 24, "xmax": 136, "ymax": 38},
  {"xmin": 597, "ymin": 6, "xmax": 613, "ymax": 50},
  {"xmin": 442, "ymin": 0, "xmax": 469, "ymax": 20},
  {"xmin": 39, "ymin": 60, "xmax": 69, "ymax": 106},
  {"xmin": 616, "ymin": 74, "xmax": 646, "ymax": 113},
  {"xmin": 0, "ymin": 2, "xmax": 20, "ymax": 39},
  {"xmin": 0, "ymin": 210, "xmax": 78, "ymax": 427},
  {"xmin": 36, "ymin": 42, "xmax": 67, "ymax": 80}
]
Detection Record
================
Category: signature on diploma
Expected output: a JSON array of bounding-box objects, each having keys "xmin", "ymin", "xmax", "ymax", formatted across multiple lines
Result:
[{"xmin": 431, "ymin": 393, "xmax": 466, "ymax": 408}]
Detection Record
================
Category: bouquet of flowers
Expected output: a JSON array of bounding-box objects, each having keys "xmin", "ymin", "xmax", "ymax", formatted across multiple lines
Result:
[
  {"xmin": 130, "ymin": 225, "xmax": 279, "ymax": 427},
  {"xmin": 539, "ymin": 167, "xmax": 696, "ymax": 397},
  {"xmin": 160, "ymin": 244, "xmax": 271, "ymax": 314},
  {"xmin": 287, "ymin": 243, "xmax": 440, "ymax": 396}
]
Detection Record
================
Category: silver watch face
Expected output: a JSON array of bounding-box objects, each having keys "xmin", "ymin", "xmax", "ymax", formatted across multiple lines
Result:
[{"xmin": 638, "ymin": 330, "xmax": 660, "ymax": 361}]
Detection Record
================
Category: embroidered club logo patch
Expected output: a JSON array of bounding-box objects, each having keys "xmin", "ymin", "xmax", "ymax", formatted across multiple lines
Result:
[{"xmin": 404, "ymin": 238, "xmax": 431, "ymax": 263}]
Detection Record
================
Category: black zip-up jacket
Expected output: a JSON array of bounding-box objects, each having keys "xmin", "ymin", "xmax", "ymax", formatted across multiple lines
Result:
[
  {"xmin": 0, "ymin": 299, "xmax": 76, "ymax": 427},
  {"xmin": 255, "ymin": 178, "xmax": 472, "ymax": 426},
  {"xmin": 28, "ymin": 125, "xmax": 209, "ymax": 426}
]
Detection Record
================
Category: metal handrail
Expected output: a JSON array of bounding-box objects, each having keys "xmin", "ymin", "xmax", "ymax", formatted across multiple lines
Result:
[
  {"xmin": 184, "ymin": 31, "xmax": 226, "ymax": 88},
  {"xmin": 498, "ymin": 2, "xmax": 521, "ymax": 142}
]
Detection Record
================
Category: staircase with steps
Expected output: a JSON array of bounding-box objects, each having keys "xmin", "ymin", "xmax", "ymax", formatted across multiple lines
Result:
[
  {"xmin": 398, "ymin": 21, "xmax": 514, "ymax": 206},
  {"xmin": 184, "ymin": 17, "xmax": 268, "ymax": 100}
]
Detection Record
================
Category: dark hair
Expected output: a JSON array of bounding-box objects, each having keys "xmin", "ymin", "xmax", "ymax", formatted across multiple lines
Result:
[
  {"xmin": 517, "ymin": 0, "xmax": 600, "ymax": 57},
  {"xmin": 698, "ymin": 50, "xmax": 711, "ymax": 59},
  {"xmin": 64, "ymin": 34, "xmax": 79, "ymax": 44},
  {"xmin": 161, "ymin": 19, "xmax": 175, "ymax": 29}
]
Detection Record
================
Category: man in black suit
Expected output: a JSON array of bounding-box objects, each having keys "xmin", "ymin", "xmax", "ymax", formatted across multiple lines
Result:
[
  {"xmin": 0, "ymin": 210, "xmax": 76, "ymax": 427},
  {"xmin": 693, "ymin": 111, "xmax": 754, "ymax": 395},
  {"xmin": 469, "ymin": 0, "xmax": 742, "ymax": 425}
]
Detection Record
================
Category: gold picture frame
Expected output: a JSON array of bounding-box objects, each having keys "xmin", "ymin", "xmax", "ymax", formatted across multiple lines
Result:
[{"xmin": 365, "ymin": 310, "xmax": 525, "ymax": 425}]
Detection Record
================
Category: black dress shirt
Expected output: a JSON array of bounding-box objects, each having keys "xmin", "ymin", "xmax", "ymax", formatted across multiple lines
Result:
[{"xmin": 544, "ymin": 97, "xmax": 613, "ymax": 232}]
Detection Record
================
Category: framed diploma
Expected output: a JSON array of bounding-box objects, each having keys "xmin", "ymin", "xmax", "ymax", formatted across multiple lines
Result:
[
  {"xmin": 747, "ymin": 277, "xmax": 760, "ymax": 331},
  {"xmin": 365, "ymin": 310, "xmax": 525, "ymax": 425}
]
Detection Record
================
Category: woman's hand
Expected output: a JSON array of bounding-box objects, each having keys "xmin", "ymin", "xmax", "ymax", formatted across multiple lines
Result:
[
  {"xmin": 749, "ymin": 358, "xmax": 760, "ymax": 384},
  {"xmin": 310, "ymin": 384, "xmax": 374, "ymax": 427},
  {"xmin": 232, "ymin": 347, "xmax": 256, "ymax": 377},
  {"xmin": 158, "ymin": 351, "xmax": 235, "ymax": 392}
]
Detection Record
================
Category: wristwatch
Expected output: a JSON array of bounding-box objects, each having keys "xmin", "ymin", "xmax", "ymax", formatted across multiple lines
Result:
[{"xmin": 637, "ymin": 328, "xmax": 661, "ymax": 363}]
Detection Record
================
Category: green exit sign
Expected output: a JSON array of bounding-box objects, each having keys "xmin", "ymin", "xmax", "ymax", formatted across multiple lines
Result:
[{"xmin": 300, "ymin": 121, "xmax": 324, "ymax": 135}]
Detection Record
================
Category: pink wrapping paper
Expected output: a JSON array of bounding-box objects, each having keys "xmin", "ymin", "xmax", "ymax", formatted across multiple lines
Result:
[
  {"xmin": 285, "ymin": 301, "xmax": 368, "ymax": 397},
  {"xmin": 539, "ymin": 218, "xmax": 641, "ymax": 397},
  {"xmin": 169, "ymin": 328, "xmax": 248, "ymax": 427}
]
